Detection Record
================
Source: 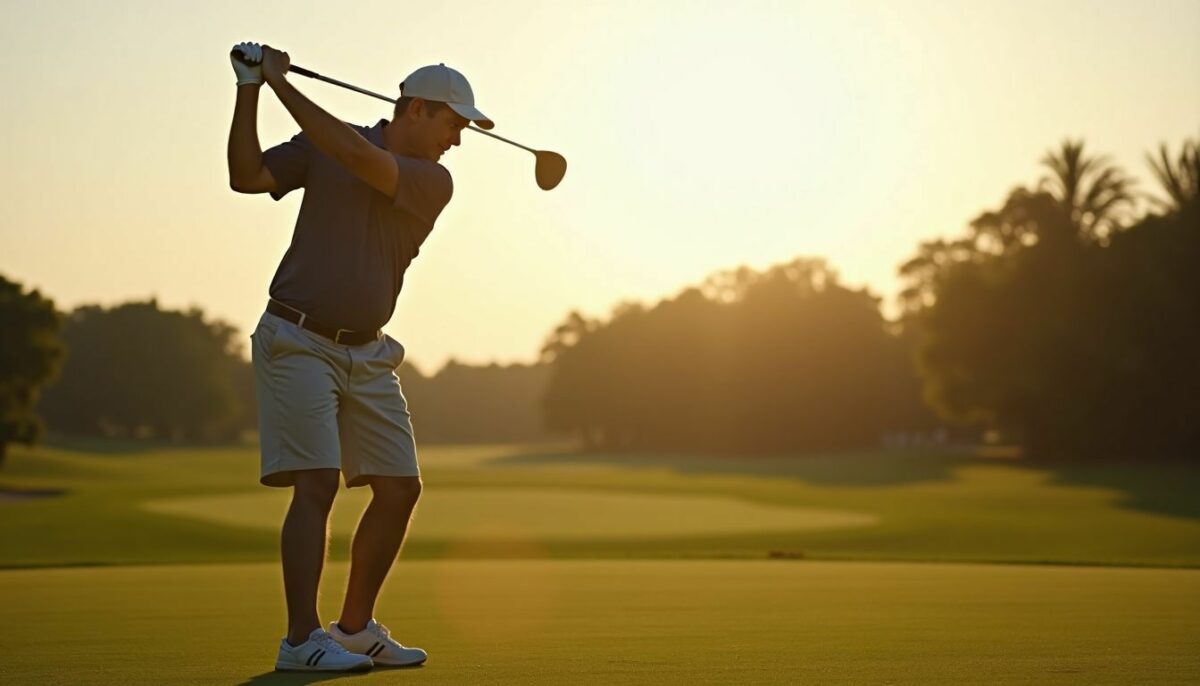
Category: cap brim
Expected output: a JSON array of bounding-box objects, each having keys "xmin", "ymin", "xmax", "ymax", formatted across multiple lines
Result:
[{"xmin": 447, "ymin": 102, "xmax": 494, "ymax": 130}]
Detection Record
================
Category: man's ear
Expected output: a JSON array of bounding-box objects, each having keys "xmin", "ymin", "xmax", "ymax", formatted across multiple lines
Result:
[
  {"xmin": 396, "ymin": 98, "xmax": 419, "ymax": 122},
  {"xmin": 409, "ymin": 98, "xmax": 428, "ymax": 119}
]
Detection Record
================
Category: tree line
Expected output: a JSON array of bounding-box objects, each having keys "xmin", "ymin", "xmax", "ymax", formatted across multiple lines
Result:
[
  {"xmin": 539, "ymin": 134, "xmax": 1198, "ymax": 459},
  {"xmin": 539, "ymin": 259, "xmax": 937, "ymax": 452},
  {"xmin": 897, "ymin": 139, "xmax": 1198, "ymax": 460},
  {"xmin": 0, "ymin": 291, "xmax": 555, "ymax": 465},
  {"xmin": 1, "ymin": 133, "xmax": 1195, "ymax": 462}
]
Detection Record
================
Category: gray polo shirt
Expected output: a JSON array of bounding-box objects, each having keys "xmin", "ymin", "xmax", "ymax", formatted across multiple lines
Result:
[{"xmin": 262, "ymin": 119, "xmax": 453, "ymax": 332}]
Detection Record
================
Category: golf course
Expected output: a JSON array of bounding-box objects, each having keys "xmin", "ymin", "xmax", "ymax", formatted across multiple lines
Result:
[
  {"xmin": 2, "ymin": 442, "xmax": 1198, "ymax": 684},
  {"xmin": 2, "ymin": 1, "xmax": 1197, "ymax": 683}
]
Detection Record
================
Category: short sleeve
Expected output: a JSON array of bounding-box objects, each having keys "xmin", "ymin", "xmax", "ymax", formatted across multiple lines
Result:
[
  {"xmin": 391, "ymin": 156, "xmax": 454, "ymax": 231},
  {"xmin": 262, "ymin": 132, "xmax": 311, "ymax": 201}
]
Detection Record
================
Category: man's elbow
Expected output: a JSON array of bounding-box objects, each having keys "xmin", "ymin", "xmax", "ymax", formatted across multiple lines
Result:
[
  {"xmin": 229, "ymin": 180, "xmax": 260, "ymax": 194},
  {"xmin": 229, "ymin": 167, "xmax": 277, "ymax": 194}
]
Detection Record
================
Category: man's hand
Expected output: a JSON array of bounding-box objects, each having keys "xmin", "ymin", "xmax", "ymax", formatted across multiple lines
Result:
[
  {"xmin": 262, "ymin": 46, "xmax": 291, "ymax": 87},
  {"xmin": 230, "ymin": 42, "xmax": 263, "ymax": 86}
]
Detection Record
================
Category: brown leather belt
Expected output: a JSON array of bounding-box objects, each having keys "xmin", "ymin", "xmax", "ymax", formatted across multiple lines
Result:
[{"xmin": 266, "ymin": 300, "xmax": 381, "ymax": 346}]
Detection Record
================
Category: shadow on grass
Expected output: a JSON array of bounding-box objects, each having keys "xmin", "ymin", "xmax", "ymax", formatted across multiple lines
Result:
[
  {"xmin": 237, "ymin": 670, "xmax": 376, "ymax": 685},
  {"xmin": 492, "ymin": 447, "xmax": 985, "ymax": 488},
  {"xmin": 238, "ymin": 663, "xmax": 424, "ymax": 685},
  {"xmin": 1029, "ymin": 459, "xmax": 1200, "ymax": 520}
]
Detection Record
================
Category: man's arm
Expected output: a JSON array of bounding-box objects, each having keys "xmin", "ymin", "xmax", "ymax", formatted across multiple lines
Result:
[
  {"xmin": 227, "ymin": 83, "xmax": 279, "ymax": 194},
  {"xmin": 260, "ymin": 46, "xmax": 399, "ymax": 197}
]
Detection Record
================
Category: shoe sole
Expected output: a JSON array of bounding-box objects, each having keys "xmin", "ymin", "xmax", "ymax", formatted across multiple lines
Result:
[{"xmin": 275, "ymin": 662, "xmax": 374, "ymax": 673}]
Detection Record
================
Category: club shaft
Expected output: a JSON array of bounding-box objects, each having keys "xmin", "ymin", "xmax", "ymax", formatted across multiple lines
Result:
[
  {"xmin": 290, "ymin": 65, "xmax": 396, "ymax": 105},
  {"xmin": 289, "ymin": 64, "xmax": 533, "ymax": 153},
  {"xmin": 464, "ymin": 127, "xmax": 537, "ymax": 154}
]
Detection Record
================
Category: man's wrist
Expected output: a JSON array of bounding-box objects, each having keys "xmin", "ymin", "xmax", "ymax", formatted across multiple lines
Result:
[{"xmin": 264, "ymin": 72, "xmax": 290, "ymax": 91}]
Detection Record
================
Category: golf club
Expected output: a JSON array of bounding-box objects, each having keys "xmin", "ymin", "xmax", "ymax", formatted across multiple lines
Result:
[{"xmin": 231, "ymin": 50, "xmax": 567, "ymax": 190}]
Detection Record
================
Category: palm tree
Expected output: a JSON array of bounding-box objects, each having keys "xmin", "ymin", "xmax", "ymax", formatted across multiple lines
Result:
[
  {"xmin": 1038, "ymin": 139, "xmax": 1135, "ymax": 240},
  {"xmin": 1145, "ymin": 135, "xmax": 1200, "ymax": 213}
]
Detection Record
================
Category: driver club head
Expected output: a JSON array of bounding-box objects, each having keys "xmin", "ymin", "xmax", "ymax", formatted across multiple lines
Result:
[{"xmin": 534, "ymin": 151, "xmax": 568, "ymax": 191}]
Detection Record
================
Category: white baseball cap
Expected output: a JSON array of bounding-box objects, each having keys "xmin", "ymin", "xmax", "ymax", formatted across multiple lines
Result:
[{"xmin": 400, "ymin": 63, "xmax": 493, "ymax": 130}]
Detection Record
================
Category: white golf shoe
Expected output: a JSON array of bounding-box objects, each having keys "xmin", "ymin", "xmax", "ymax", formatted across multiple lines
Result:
[
  {"xmin": 275, "ymin": 627, "xmax": 374, "ymax": 672},
  {"xmin": 329, "ymin": 619, "xmax": 428, "ymax": 667}
]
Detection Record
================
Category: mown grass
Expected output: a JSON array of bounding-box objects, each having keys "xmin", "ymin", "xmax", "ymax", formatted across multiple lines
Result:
[
  {"xmin": 3, "ymin": 442, "xmax": 1198, "ymax": 684},
  {"xmin": 2, "ymin": 560, "xmax": 1197, "ymax": 685},
  {"xmin": 1, "ymin": 442, "xmax": 1198, "ymax": 568}
]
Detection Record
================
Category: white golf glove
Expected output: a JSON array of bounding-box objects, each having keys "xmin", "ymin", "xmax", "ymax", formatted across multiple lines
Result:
[{"xmin": 230, "ymin": 42, "xmax": 263, "ymax": 86}]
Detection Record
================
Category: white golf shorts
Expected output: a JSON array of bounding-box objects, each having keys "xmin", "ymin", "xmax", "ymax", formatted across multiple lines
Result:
[{"xmin": 251, "ymin": 311, "xmax": 420, "ymax": 488}]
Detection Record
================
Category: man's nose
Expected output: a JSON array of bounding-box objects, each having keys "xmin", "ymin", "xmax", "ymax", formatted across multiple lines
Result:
[{"xmin": 451, "ymin": 130, "xmax": 461, "ymax": 147}]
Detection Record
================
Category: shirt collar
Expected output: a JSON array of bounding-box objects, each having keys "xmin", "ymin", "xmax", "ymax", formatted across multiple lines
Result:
[{"xmin": 368, "ymin": 119, "xmax": 389, "ymax": 148}]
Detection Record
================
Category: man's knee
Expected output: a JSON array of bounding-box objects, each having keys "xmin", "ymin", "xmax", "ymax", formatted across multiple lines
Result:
[
  {"xmin": 370, "ymin": 475, "xmax": 422, "ymax": 510},
  {"xmin": 291, "ymin": 468, "xmax": 340, "ymax": 512}
]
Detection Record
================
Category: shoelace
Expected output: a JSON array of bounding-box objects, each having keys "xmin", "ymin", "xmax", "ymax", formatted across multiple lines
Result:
[
  {"xmin": 368, "ymin": 621, "xmax": 405, "ymax": 648},
  {"xmin": 313, "ymin": 631, "xmax": 353, "ymax": 654},
  {"xmin": 368, "ymin": 621, "xmax": 392, "ymax": 641}
]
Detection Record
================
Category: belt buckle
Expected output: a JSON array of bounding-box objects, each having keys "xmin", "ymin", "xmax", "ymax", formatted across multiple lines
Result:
[{"xmin": 334, "ymin": 328, "xmax": 353, "ymax": 344}]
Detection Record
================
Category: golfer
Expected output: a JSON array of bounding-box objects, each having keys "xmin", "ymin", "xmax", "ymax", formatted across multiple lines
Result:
[{"xmin": 227, "ymin": 42, "xmax": 490, "ymax": 672}]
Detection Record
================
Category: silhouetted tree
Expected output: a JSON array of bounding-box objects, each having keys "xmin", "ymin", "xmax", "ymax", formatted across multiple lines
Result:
[
  {"xmin": 0, "ymin": 275, "xmax": 64, "ymax": 466},
  {"xmin": 902, "ymin": 136, "xmax": 1199, "ymax": 461},
  {"xmin": 400, "ymin": 360, "xmax": 559, "ymax": 443},
  {"xmin": 39, "ymin": 300, "xmax": 249, "ymax": 442},
  {"xmin": 1094, "ymin": 144, "xmax": 1200, "ymax": 458},
  {"xmin": 897, "ymin": 189, "xmax": 1071, "ymax": 318},
  {"xmin": 543, "ymin": 258, "xmax": 934, "ymax": 452},
  {"xmin": 1039, "ymin": 139, "xmax": 1135, "ymax": 241},
  {"xmin": 1145, "ymin": 134, "xmax": 1199, "ymax": 213}
]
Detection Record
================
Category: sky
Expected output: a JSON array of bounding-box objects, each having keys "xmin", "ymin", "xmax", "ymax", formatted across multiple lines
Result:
[{"xmin": 1, "ymin": 0, "xmax": 1197, "ymax": 373}]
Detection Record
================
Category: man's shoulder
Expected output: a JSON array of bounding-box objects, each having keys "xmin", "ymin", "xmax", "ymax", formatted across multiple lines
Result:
[
  {"xmin": 388, "ymin": 155, "xmax": 453, "ymax": 211},
  {"xmin": 393, "ymin": 154, "xmax": 452, "ymax": 184}
]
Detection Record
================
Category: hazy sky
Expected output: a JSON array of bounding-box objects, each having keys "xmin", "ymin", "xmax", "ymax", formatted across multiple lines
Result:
[{"xmin": 2, "ymin": 0, "xmax": 1197, "ymax": 372}]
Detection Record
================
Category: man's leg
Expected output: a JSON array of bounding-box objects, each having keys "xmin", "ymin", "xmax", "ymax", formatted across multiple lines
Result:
[
  {"xmin": 282, "ymin": 468, "xmax": 341, "ymax": 646},
  {"xmin": 337, "ymin": 475, "xmax": 422, "ymax": 632}
]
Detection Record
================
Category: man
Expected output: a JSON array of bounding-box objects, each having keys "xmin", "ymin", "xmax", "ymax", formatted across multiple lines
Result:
[{"xmin": 227, "ymin": 42, "xmax": 491, "ymax": 672}]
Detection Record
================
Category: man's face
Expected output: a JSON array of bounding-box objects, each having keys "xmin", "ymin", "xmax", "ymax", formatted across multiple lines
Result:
[{"xmin": 412, "ymin": 101, "xmax": 470, "ymax": 162}]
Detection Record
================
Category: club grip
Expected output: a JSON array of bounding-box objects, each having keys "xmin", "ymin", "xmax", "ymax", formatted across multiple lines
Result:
[
  {"xmin": 230, "ymin": 48, "xmax": 254, "ymax": 65},
  {"xmin": 230, "ymin": 49, "xmax": 316, "ymax": 79}
]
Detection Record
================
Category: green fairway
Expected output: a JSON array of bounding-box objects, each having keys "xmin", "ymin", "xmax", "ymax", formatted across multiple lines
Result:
[
  {"xmin": 2, "ymin": 560, "xmax": 1197, "ymax": 685},
  {"xmin": 2, "ymin": 442, "xmax": 1199, "ymax": 683},
  {"xmin": 2, "ymin": 442, "xmax": 1198, "ymax": 568}
]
